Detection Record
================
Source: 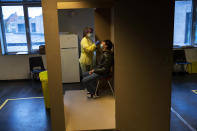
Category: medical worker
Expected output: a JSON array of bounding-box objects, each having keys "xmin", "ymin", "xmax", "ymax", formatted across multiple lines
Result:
[{"xmin": 79, "ymin": 27, "xmax": 100, "ymax": 72}]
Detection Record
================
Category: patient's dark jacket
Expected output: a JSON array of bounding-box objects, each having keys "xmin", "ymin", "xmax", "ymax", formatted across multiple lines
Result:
[{"xmin": 94, "ymin": 50, "xmax": 114, "ymax": 75}]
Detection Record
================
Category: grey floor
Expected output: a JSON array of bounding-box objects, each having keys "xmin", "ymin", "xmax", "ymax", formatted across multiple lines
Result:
[
  {"xmin": 171, "ymin": 74, "xmax": 197, "ymax": 131},
  {"xmin": 0, "ymin": 80, "xmax": 51, "ymax": 131},
  {"xmin": 1, "ymin": 74, "xmax": 197, "ymax": 131}
]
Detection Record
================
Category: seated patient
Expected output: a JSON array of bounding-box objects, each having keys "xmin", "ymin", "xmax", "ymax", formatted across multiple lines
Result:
[{"xmin": 82, "ymin": 40, "xmax": 114, "ymax": 98}]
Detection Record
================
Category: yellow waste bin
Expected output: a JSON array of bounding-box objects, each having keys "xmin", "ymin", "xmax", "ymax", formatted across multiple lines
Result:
[
  {"xmin": 188, "ymin": 61, "xmax": 197, "ymax": 74},
  {"xmin": 39, "ymin": 71, "xmax": 50, "ymax": 109}
]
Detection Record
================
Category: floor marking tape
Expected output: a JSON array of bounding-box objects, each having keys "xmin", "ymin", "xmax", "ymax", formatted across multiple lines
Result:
[
  {"xmin": 0, "ymin": 97, "xmax": 44, "ymax": 110},
  {"xmin": 171, "ymin": 107, "xmax": 197, "ymax": 131},
  {"xmin": 192, "ymin": 90, "xmax": 197, "ymax": 94},
  {"xmin": 8, "ymin": 97, "xmax": 44, "ymax": 101},
  {"xmin": 0, "ymin": 99, "xmax": 9, "ymax": 110}
]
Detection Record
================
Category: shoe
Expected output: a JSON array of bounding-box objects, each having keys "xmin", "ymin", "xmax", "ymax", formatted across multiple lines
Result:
[
  {"xmin": 87, "ymin": 93, "xmax": 93, "ymax": 98},
  {"xmin": 84, "ymin": 88, "xmax": 89, "ymax": 93},
  {"xmin": 87, "ymin": 93, "xmax": 99, "ymax": 99},
  {"xmin": 87, "ymin": 92, "xmax": 91, "ymax": 95},
  {"xmin": 92, "ymin": 94, "xmax": 99, "ymax": 99}
]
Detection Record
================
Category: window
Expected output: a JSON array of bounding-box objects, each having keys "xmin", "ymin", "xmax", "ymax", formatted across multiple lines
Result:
[
  {"xmin": 0, "ymin": 1, "xmax": 45, "ymax": 55},
  {"xmin": 1, "ymin": 6, "xmax": 28, "ymax": 52},
  {"xmin": 28, "ymin": 7, "xmax": 45, "ymax": 51},
  {"xmin": 173, "ymin": 0, "xmax": 197, "ymax": 47},
  {"xmin": 18, "ymin": 24, "xmax": 25, "ymax": 32},
  {"xmin": 173, "ymin": 0, "xmax": 192, "ymax": 47},
  {"xmin": 31, "ymin": 23, "xmax": 36, "ymax": 32}
]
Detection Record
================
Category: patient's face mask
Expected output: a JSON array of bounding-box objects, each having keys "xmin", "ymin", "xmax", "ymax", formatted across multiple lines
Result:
[
  {"xmin": 87, "ymin": 33, "xmax": 93, "ymax": 38},
  {"xmin": 100, "ymin": 43, "xmax": 104, "ymax": 49}
]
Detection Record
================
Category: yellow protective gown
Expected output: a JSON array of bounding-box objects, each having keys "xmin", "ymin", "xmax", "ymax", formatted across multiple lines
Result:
[{"xmin": 79, "ymin": 37, "xmax": 96, "ymax": 66}]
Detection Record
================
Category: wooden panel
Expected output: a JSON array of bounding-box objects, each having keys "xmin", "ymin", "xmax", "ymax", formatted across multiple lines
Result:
[
  {"xmin": 42, "ymin": 0, "xmax": 66, "ymax": 131},
  {"xmin": 114, "ymin": 1, "xmax": 173, "ymax": 131},
  {"xmin": 57, "ymin": 1, "xmax": 113, "ymax": 9},
  {"xmin": 95, "ymin": 8, "xmax": 111, "ymax": 41},
  {"xmin": 94, "ymin": 8, "xmax": 112, "ymax": 64}
]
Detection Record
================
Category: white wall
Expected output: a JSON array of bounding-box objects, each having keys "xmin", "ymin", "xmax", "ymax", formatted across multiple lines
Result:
[
  {"xmin": 0, "ymin": 54, "xmax": 47, "ymax": 80},
  {"xmin": 58, "ymin": 8, "xmax": 95, "ymax": 41}
]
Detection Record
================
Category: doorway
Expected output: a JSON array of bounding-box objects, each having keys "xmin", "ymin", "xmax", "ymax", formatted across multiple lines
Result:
[{"xmin": 57, "ymin": 7, "xmax": 116, "ymax": 131}]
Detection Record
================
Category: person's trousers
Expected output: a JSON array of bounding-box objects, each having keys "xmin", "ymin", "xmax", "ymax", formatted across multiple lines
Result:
[
  {"xmin": 82, "ymin": 72, "xmax": 103, "ymax": 95},
  {"xmin": 80, "ymin": 63, "xmax": 91, "ymax": 73}
]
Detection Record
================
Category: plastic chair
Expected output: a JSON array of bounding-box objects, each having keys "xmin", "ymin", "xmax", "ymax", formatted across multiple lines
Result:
[
  {"xmin": 29, "ymin": 56, "xmax": 45, "ymax": 80},
  {"xmin": 95, "ymin": 74, "xmax": 114, "ymax": 97},
  {"xmin": 173, "ymin": 49, "xmax": 192, "ymax": 73}
]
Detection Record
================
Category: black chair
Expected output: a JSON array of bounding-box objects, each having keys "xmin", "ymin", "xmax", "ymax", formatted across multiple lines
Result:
[
  {"xmin": 173, "ymin": 50, "xmax": 192, "ymax": 74},
  {"xmin": 29, "ymin": 56, "xmax": 45, "ymax": 80},
  {"xmin": 95, "ymin": 66, "xmax": 115, "ymax": 97},
  {"xmin": 95, "ymin": 74, "xmax": 114, "ymax": 97}
]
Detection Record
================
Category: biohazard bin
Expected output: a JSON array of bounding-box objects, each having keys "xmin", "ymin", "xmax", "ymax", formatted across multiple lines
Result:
[{"xmin": 39, "ymin": 71, "xmax": 50, "ymax": 109}]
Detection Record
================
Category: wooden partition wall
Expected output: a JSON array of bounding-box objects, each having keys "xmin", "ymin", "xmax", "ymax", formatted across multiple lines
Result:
[{"xmin": 42, "ymin": 0, "xmax": 173, "ymax": 130}]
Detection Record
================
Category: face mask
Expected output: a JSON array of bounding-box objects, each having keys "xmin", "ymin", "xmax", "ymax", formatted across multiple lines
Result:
[
  {"xmin": 100, "ymin": 44, "xmax": 103, "ymax": 49},
  {"xmin": 87, "ymin": 33, "xmax": 93, "ymax": 37}
]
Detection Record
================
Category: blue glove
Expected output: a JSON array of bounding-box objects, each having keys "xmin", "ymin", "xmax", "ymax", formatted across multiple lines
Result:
[{"xmin": 95, "ymin": 41, "xmax": 100, "ymax": 45}]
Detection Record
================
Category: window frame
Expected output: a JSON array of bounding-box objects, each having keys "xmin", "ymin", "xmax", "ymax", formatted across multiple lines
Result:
[{"xmin": 0, "ymin": 1, "xmax": 43, "ymax": 55}]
